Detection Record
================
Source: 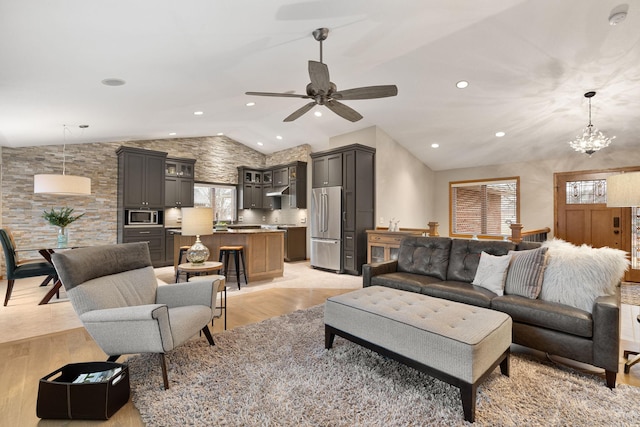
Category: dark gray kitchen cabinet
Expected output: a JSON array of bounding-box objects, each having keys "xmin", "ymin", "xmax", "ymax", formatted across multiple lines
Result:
[
  {"xmin": 273, "ymin": 167, "xmax": 289, "ymax": 186},
  {"xmin": 311, "ymin": 152, "xmax": 342, "ymax": 188},
  {"xmin": 240, "ymin": 183, "xmax": 263, "ymax": 209},
  {"xmin": 123, "ymin": 226, "xmax": 164, "ymax": 266},
  {"xmin": 288, "ymin": 162, "xmax": 307, "ymax": 208},
  {"xmin": 117, "ymin": 147, "xmax": 167, "ymax": 209},
  {"xmin": 310, "ymin": 144, "xmax": 374, "ymax": 275},
  {"xmin": 165, "ymin": 157, "xmax": 195, "ymax": 208}
]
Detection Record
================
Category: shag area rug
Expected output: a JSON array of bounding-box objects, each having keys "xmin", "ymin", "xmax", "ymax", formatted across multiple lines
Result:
[
  {"xmin": 128, "ymin": 305, "xmax": 640, "ymax": 426},
  {"xmin": 621, "ymin": 282, "xmax": 640, "ymax": 306}
]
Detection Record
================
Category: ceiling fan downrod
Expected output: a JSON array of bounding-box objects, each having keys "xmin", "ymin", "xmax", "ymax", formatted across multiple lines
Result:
[{"xmin": 312, "ymin": 27, "xmax": 329, "ymax": 64}]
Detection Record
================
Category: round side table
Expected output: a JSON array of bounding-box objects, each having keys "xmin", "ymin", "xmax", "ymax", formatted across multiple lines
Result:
[{"xmin": 176, "ymin": 261, "xmax": 223, "ymax": 283}]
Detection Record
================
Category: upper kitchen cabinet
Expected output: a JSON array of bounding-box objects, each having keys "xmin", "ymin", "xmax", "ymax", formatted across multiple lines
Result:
[
  {"xmin": 165, "ymin": 157, "xmax": 196, "ymax": 208},
  {"xmin": 117, "ymin": 146, "xmax": 167, "ymax": 209},
  {"xmin": 288, "ymin": 162, "xmax": 307, "ymax": 208},
  {"xmin": 272, "ymin": 167, "xmax": 289, "ymax": 186},
  {"xmin": 238, "ymin": 167, "xmax": 263, "ymax": 209},
  {"xmin": 311, "ymin": 152, "xmax": 342, "ymax": 188}
]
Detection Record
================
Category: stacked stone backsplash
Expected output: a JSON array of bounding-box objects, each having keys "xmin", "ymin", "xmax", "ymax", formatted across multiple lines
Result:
[{"xmin": 1, "ymin": 135, "xmax": 309, "ymax": 274}]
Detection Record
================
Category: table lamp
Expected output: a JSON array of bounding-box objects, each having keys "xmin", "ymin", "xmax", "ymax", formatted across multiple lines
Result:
[
  {"xmin": 181, "ymin": 207, "xmax": 213, "ymax": 264},
  {"xmin": 607, "ymin": 171, "xmax": 640, "ymax": 207}
]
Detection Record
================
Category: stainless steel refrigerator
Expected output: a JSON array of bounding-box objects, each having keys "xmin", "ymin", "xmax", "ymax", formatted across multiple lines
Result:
[{"xmin": 310, "ymin": 186, "xmax": 342, "ymax": 272}]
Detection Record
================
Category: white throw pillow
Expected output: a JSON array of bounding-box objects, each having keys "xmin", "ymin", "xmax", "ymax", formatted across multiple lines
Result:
[
  {"xmin": 539, "ymin": 238, "xmax": 629, "ymax": 312},
  {"xmin": 472, "ymin": 251, "xmax": 512, "ymax": 296}
]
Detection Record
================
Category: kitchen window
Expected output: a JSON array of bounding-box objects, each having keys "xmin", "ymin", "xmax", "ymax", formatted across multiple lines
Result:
[
  {"xmin": 450, "ymin": 177, "xmax": 519, "ymax": 238},
  {"xmin": 194, "ymin": 183, "xmax": 236, "ymax": 222}
]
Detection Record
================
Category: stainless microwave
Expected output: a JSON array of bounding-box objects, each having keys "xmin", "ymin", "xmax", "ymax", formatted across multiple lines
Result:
[{"xmin": 127, "ymin": 210, "xmax": 159, "ymax": 225}]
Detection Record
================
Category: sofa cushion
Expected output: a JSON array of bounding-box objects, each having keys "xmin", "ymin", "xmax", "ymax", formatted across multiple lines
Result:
[
  {"xmin": 397, "ymin": 237, "xmax": 452, "ymax": 280},
  {"xmin": 371, "ymin": 271, "xmax": 443, "ymax": 294},
  {"xmin": 471, "ymin": 252, "xmax": 512, "ymax": 296},
  {"xmin": 419, "ymin": 280, "xmax": 496, "ymax": 308},
  {"xmin": 447, "ymin": 239, "xmax": 516, "ymax": 283},
  {"xmin": 491, "ymin": 295, "xmax": 592, "ymax": 338},
  {"xmin": 504, "ymin": 247, "xmax": 549, "ymax": 299}
]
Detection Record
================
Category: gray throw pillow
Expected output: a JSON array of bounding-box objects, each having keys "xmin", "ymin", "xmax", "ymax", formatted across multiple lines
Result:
[{"xmin": 504, "ymin": 247, "xmax": 549, "ymax": 299}]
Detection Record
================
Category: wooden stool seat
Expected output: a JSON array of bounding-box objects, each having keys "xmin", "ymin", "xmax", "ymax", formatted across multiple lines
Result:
[{"xmin": 218, "ymin": 245, "xmax": 248, "ymax": 289}]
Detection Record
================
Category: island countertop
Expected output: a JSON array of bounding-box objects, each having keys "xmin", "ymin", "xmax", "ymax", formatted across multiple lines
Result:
[{"xmin": 169, "ymin": 228, "xmax": 285, "ymax": 234}]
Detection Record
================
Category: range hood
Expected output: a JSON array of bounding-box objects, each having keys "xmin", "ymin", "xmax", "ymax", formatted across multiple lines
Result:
[{"xmin": 266, "ymin": 186, "xmax": 290, "ymax": 197}]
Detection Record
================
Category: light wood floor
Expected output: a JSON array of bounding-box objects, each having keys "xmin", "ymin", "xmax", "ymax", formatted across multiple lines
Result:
[
  {"xmin": 1, "ymin": 273, "xmax": 639, "ymax": 426},
  {"xmin": 0, "ymin": 286, "xmax": 354, "ymax": 426}
]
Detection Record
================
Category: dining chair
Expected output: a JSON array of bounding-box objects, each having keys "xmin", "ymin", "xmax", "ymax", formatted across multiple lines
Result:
[
  {"xmin": 5, "ymin": 228, "xmax": 55, "ymax": 287},
  {"xmin": 1, "ymin": 228, "xmax": 58, "ymax": 306}
]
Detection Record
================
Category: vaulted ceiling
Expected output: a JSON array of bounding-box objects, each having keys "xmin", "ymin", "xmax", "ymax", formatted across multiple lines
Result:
[{"xmin": 1, "ymin": 1, "xmax": 638, "ymax": 171}]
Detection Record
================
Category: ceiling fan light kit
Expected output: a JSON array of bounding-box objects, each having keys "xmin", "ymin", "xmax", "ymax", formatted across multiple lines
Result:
[
  {"xmin": 246, "ymin": 28, "xmax": 398, "ymax": 122},
  {"xmin": 568, "ymin": 91, "xmax": 615, "ymax": 156}
]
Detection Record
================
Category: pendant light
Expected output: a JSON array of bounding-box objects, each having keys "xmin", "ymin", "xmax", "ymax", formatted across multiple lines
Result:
[
  {"xmin": 568, "ymin": 91, "xmax": 615, "ymax": 156},
  {"xmin": 34, "ymin": 125, "xmax": 91, "ymax": 195}
]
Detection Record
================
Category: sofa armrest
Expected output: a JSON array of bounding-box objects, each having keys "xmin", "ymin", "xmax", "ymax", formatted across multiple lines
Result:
[
  {"xmin": 592, "ymin": 289, "xmax": 620, "ymax": 373},
  {"xmin": 362, "ymin": 260, "xmax": 398, "ymax": 287},
  {"xmin": 156, "ymin": 277, "xmax": 220, "ymax": 309}
]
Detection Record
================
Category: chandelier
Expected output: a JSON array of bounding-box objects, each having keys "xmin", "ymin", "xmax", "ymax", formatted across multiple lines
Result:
[{"xmin": 568, "ymin": 91, "xmax": 615, "ymax": 156}]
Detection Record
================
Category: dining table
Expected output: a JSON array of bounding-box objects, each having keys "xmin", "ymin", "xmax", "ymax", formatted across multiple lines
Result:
[{"xmin": 15, "ymin": 246, "xmax": 80, "ymax": 305}]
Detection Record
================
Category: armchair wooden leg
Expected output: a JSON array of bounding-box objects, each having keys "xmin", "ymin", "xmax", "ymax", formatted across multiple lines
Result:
[
  {"xmin": 202, "ymin": 325, "xmax": 215, "ymax": 346},
  {"xmin": 160, "ymin": 353, "xmax": 169, "ymax": 390}
]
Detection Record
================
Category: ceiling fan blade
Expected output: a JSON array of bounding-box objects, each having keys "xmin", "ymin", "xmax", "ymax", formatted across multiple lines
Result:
[
  {"xmin": 332, "ymin": 85, "xmax": 398, "ymax": 100},
  {"xmin": 283, "ymin": 102, "xmax": 316, "ymax": 122},
  {"xmin": 308, "ymin": 60, "xmax": 330, "ymax": 93},
  {"xmin": 325, "ymin": 100, "xmax": 363, "ymax": 122},
  {"xmin": 245, "ymin": 91, "xmax": 310, "ymax": 99}
]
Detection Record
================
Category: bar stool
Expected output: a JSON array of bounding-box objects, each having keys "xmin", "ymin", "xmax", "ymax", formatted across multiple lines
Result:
[
  {"xmin": 175, "ymin": 245, "xmax": 192, "ymax": 282},
  {"xmin": 218, "ymin": 245, "xmax": 247, "ymax": 289}
]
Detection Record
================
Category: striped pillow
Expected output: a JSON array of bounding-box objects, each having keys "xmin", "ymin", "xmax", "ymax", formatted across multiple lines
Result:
[{"xmin": 504, "ymin": 247, "xmax": 549, "ymax": 299}]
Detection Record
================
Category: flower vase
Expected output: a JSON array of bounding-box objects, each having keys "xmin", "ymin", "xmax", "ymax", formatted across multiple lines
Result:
[{"xmin": 57, "ymin": 227, "xmax": 68, "ymax": 248}]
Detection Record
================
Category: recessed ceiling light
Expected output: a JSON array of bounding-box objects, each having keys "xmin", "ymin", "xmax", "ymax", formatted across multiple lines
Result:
[
  {"xmin": 246, "ymin": 102, "xmax": 256, "ymax": 107},
  {"xmin": 101, "ymin": 78, "xmax": 126, "ymax": 86},
  {"xmin": 431, "ymin": 143, "xmax": 439, "ymax": 148},
  {"xmin": 257, "ymin": 142, "xmax": 264, "ymax": 146},
  {"xmin": 495, "ymin": 131, "xmax": 506, "ymax": 137},
  {"xmin": 276, "ymin": 135, "xmax": 283, "ymax": 140},
  {"xmin": 194, "ymin": 111, "xmax": 204, "ymax": 116},
  {"xmin": 217, "ymin": 132, "xmax": 224, "ymax": 136},
  {"xmin": 314, "ymin": 111, "xmax": 322, "ymax": 117},
  {"xmin": 169, "ymin": 132, "xmax": 177, "ymax": 136},
  {"xmin": 456, "ymin": 80, "xmax": 469, "ymax": 89}
]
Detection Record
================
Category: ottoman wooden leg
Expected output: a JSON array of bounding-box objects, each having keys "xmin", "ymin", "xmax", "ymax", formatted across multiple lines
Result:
[
  {"xmin": 460, "ymin": 383, "xmax": 477, "ymax": 423},
  {"xmin": 325, "ymin": 325, "xmax": 336, "ymax": 349}
]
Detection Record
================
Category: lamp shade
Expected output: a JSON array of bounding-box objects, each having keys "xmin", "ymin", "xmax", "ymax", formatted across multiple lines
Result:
[
  {"xmin": 606, "ymin": 172, "xmax": 640, "ymax": 207},
  {"xmin": 34, "ymin": 174, "xmax": 91, "ymax": 195},
  {"xmin": 181, "ymin": 208, "xmax": 213, "ymax": 236}
]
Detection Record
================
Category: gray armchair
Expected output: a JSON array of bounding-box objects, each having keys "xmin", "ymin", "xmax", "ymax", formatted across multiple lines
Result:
[{"xmin": 51, "ymin": 242, "xmax": 220, "ymax": 389}]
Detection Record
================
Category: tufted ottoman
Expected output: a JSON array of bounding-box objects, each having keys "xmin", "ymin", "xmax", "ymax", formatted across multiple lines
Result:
[{"xmin": 324, "ymin": 286, "xmax": 512, "ymax": 423}]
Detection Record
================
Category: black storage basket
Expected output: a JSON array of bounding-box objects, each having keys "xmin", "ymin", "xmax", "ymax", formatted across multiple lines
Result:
[{"xmin": 37, "ymin": 361, "xmax": 129, "ymax": 420}]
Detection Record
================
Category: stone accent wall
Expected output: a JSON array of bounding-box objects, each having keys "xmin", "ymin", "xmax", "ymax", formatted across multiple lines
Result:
[
  {"xmin": 0, "ymin": 136, "xmax": 305, "ymax": 274},
  {"xmin": 265, "ymin": 144, "xmax": 311, "ymax": 166}
]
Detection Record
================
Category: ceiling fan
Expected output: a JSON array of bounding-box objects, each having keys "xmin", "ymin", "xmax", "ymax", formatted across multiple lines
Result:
[{"xmin": 245, "ymin": 28, "xmax": 398, "ymax": 122}]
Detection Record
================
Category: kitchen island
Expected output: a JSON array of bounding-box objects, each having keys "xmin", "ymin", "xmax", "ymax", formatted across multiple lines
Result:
[{"xmin": 173, "ymin": 228, "xmax": 284, "ymax": 281}]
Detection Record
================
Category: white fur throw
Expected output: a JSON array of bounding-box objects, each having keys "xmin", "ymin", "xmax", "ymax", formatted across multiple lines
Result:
[{"xmin": 539, "ymin": 238, "xmax": 629, "ymax": 312}]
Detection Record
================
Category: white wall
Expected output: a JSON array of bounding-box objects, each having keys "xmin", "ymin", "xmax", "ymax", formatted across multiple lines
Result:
[
  {"xmin": 329, "ymin": 126, "xmax": 435, "ymax": 229},
  {"xmin": 433, "ymin": 147, "xmax": 640, "ymax": 237}
]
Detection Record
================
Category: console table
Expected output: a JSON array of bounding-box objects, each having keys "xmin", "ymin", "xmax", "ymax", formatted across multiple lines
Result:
[{"xmin": 366, "ymin": 229, "xmax": 425, "ymax": 263}]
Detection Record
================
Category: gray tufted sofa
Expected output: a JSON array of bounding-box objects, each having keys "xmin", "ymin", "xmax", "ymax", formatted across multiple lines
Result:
[{"xmin": 362, "ymin": 236, "xmax": 620, "ymax": 388}]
